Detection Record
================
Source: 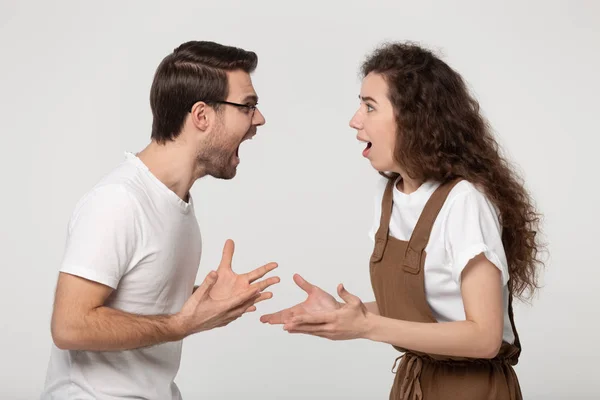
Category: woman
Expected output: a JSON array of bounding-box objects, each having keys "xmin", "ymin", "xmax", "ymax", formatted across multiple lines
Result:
[{"xmin": 260, "ymin": 42, "xmax": 544, "ymax": 400}]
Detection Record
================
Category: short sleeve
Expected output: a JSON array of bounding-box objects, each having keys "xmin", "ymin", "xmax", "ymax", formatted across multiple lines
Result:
[
  {"xmin": 60, "ymin": 184, "xmax": 138, "ymax": 289},
  {"xmin": 443, "ymin": 186, "xmax": 509, "ymax": 286}
]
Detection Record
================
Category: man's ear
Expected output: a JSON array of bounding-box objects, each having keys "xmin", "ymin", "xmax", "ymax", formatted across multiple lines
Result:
[{"xmin": 189, "ymin": 101, "xmax": 211, "ymax": 131}]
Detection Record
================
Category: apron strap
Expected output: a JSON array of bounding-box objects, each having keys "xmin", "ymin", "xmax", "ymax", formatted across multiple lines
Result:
[
  {"xmin": 370, "ymin": 177, "xmax": 395, "ymax": 263},
  {"xmin": 393, "ymin": 353, "xmax": 424, "ymax": 400},
  {"xmin": 403, "ymin": 178, "xmax": 463, "ymax": 274},
  {"xmin": 507, "ymin": 280, "xmax": 522, "ymax": 356}
]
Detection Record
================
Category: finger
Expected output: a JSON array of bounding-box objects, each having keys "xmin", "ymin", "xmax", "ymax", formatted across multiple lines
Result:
[
  {"xmin": 284, "ymin": 323, "xmax": 329, "ymax": 333},
  {"xmin": 244, "ymin": 262, "xmax": 278, "ymax": 283},
  {"xmin": 254, "ymin": 292, "xmax": 273, "ymax": 304},
  {"xmin": 246, "ymin": 305, "xmax": 257, "ymax": 313},
  {"xmin": 260, "ymin": 307, "xmax": 294, "ymax": 324},
  {"xmin": 228, "ymin": 293, "xmax": 261, "ymax": 318},
  {"xmin": 293, "ymin": 274, "xmax": 315, "ymax": 295},
  {"xmin": 251, "ymin": 276, "xmax": 280, "ymax": 292},
  {"xmin": 337, "ymin": 283, "xmax": 360, "ymax": 305},
  {"xmin": 193, "ymin": 271, "xmax": 218, "ymax": 299},
  {"xmin": 291, "ymin": 312, "xmax": 336, "ymax": 325},
  {"xmin": 218, "ymin": 239, "xmax": 235, "ymax": 271},
  {"xmin": 259, "ymin": 312, "xmax": 277, "ymax": 324}
]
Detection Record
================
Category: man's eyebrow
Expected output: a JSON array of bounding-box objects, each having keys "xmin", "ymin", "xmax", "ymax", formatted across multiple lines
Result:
[
  {"xmin": 359, "ymin": 95, "xmax": 378, "ymax": 104},
  {"xmin": 242, "ymin": 94, "xmax": 258, "ymax": 104}
]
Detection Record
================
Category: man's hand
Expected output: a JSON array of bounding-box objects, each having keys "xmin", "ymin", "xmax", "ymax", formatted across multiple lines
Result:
[
  {"xmin": 175, "ymin": 268, "xmax": 276, "ymax": 337},
  {"xmin": 210, "ymin": 239, "xmax": 280, "ymax": 304},
  {"xmin": 175, "ymin": 239, "xmax": 280, "ymax": 337},
  {"xmin": 260, "ymin": 274, "xmax": 341, "ymax": 325}
]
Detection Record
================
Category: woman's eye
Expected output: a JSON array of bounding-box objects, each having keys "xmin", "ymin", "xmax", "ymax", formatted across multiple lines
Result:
[{"xmin": 366, "ymin": 104, "xmax": 374, "ymax": 112}]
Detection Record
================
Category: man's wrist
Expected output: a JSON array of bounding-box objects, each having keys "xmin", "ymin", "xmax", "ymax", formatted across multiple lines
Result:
[{"xmin": 168, "ymin": 314, "xmax": 189, "ymax": 341}]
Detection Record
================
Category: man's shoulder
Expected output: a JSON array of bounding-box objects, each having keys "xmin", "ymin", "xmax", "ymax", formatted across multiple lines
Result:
[
  {"xmin": 71, "ymin": 182, "xmax": 135, "ymax": 222},
  {"xmin": 70, "ymin": 158, "xmax": 145, "ymax": 219}
]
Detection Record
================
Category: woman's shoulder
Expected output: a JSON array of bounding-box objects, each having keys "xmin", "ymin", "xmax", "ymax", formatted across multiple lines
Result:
[
  {"xmin": 440, "ymin": 179, "xmax": 501, "ymax": 226},
  {"xmin": 446, "ymin": 179, "xmax": 492, "ymax": 207},
  {"xmin": 442, "ymin": 179, "xmax": 502, "ymax": 228}
]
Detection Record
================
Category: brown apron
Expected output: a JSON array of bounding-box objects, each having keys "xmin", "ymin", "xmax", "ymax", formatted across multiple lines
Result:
[{"xmin": 369, "ymin": 178, "xmax": 523, "ymax": 400}]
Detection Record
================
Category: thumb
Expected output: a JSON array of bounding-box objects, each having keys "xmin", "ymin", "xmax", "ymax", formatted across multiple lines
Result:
[
  {"xmin": 218, "ymin": 239, "xmax": 235, "ymax": 271},
  {"xmin": 337, "ymin": 283, "xmax": 359, "ymax": 305},
  {"xmin": 194, "ymin": 270, "xmax": 218, "ymax": 299},
  {"xmin": 293, "ymin": 273, "xmax": 314, "ymax": 295}
]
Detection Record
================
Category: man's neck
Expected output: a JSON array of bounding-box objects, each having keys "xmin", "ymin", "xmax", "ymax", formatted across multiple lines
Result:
[{"xmin": 136, "ymin": 140, "xmax": 205, "ymax": 202}]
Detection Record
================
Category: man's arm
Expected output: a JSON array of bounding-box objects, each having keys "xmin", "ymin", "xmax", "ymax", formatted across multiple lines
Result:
[
  {"xmin": 51, "ymin": 272, "xmax": 182, "ymax": 351},
  {"xmin": 51, "ymin": 187, "xmax": 278, "ymax": 351},
  {"xmin": 51, "ymin": 269, "xmax": 270, "ymax": 352}
]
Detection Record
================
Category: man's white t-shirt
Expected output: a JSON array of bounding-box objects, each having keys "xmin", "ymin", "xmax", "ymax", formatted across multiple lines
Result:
[
  {"xmin": 369, "ymin": 176, "xmax": 515, "ymax": 344},
  {"xmin": 42, "ymin": 152, "xmax": 202, "ymax": 400}
]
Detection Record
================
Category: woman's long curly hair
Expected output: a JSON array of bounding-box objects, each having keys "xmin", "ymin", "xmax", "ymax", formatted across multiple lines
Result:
[{"xmin": 362, "ymin": 42, "xmax": 545, "ymax": 301}]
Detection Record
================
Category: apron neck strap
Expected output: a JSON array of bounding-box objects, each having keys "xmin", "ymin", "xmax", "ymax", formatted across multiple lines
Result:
[
  {"xmin": 371, "ymin": 177, "xmax": 395, "ymax": 263},
  {"xmin": 403, "ymin": 178, "xmax": 463, "ymax": 273}
]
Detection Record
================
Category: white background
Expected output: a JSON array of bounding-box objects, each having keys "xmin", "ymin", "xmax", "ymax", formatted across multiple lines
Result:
[{"xmin": 1, "ymin": 0, "xmax": 598, "ymax": 399}]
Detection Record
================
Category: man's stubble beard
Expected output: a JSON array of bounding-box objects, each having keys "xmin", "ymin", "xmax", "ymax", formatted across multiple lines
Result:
[{"xmin": 196, "ymin": 125, "xmax": 238, "ymax": 180}]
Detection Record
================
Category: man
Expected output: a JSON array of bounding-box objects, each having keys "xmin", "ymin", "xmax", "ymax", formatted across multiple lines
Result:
[{"xmin": 41, "ymin": 41, "xmax": 279, "ymax": 400}]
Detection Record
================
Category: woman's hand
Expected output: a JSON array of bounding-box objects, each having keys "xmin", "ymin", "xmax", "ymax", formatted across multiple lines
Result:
[
  {"xmin": 260, "ymin": 274, "xmax": 341, "ymax": 325},
  {"xmin": 282, "ymin": 283, "xmax": 371, "ymax": 341}
]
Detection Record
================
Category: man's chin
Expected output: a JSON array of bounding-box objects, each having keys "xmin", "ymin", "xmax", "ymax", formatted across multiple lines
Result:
[
  {"xmin": 203, "ymin": 155, "xmax": 240, "ymax": 180},
  {"xmin": 210, "ymin": 166, "xmax": 237, "ymax": 180}
]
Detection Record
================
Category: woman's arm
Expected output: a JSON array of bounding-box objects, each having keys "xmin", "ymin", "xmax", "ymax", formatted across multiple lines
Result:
[
  {"xmin": 285, "ymin": 254, "xmax": 504, "ymax": 359},
  {"xmin": 364, "ymin": 301, "xmax": 380, "ymax": 315},
  {"xmin": 365, "ymin": 254, "xmax": 503, "ymax": 358}
]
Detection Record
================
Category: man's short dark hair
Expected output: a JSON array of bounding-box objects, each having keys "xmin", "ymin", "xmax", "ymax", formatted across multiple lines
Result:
[{"xmin": 149, "ymin": 41, "xmax": 258, "ymax": 143}]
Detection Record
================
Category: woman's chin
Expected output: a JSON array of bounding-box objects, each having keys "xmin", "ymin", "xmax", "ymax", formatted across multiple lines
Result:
[{"xmin": 369, "ymin": 159, "xmax": 390, "ymax": 173}]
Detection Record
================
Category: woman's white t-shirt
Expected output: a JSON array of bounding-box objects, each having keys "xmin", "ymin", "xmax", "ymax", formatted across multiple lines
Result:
[{"xmin": 368, "ymin": 176, "xmax": 515, "ymax": 344}]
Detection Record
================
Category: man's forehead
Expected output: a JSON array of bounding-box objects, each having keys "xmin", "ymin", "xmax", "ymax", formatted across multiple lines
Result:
[{"xmin": 226, "ymin": 70, "xmax": 258, "ymax": 101}]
